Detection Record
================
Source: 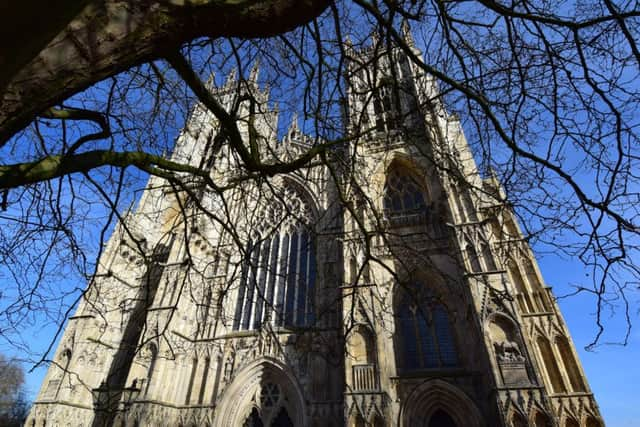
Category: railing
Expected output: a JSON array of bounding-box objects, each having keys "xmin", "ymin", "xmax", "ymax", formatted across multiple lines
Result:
[
  {"xmin": 352, "ymin": 364, "xmax": 378, "ymax": 392},
  {"xmin": 383, "ymin": 210, "xmax": 428, "ymax": 228}
]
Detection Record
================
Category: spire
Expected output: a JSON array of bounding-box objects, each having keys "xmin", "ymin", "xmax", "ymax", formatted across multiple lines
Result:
[
  {"xmin": 249, "ymin": 60, "xmax": 260, "ymax": 84},
  {"xmin": 289, "ymin": 113, "xmax": 299, "ymax": 133},
  {"xmin": 285, "ymin": 113, "xmax": 300, "ymax": 144}
]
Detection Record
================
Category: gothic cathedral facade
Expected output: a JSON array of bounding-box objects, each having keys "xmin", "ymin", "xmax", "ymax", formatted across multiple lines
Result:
[{"xmin": 27, "ymin": 36, "xmax": 602, "ymax": 427}]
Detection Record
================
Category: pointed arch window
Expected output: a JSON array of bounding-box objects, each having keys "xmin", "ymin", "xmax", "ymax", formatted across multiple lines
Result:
[
  {"xmin": 383, "ymin": 167, "xmax": 427, "ymax": 222},
  {"xmin": 233, "ymin": 185, "xmax": 316, "ymax": 331},
  {"xmin": 397, "ymin": 288, "xmax": 458, "ymax": 371},
  {"xmin": 373, "ymin": 82, "xmax": 399, "ymax": 132},
  {"xmin": 555, "ymin": 336, "xmax": 586, "ymax": 392},
  {"xmin": 536, "ymin": 336, "xmax": 566, "ymax": 393},
  {"xmin": 465, "ymin": 241, "xmax": 482, "ymax": 273}
]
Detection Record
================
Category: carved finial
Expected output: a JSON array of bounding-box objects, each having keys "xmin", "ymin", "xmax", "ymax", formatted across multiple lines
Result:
[
  {"xmin": 285, "ymin": 113, "xmax": 299, "ymax": 143},
  {"xmin": 225, "ymin": 67, "xmax": 237, "ymax": 86},
  {"xmin": 249, "ymin": 60, "xmax": 260, "ymax": 83},
  {"xmin": 289, "ymin": 113, "xmax": 299, "ymax": 131},
  {"xmin": 205, "ymin": 71, "xmax": 216, "ymax": 90},
  {"xmin": 401, "ymin": 19, "xmax": 415, "ymax": 47},
  {"xmin": 345, "ymin": 35, "xmax": 353, "ymax": 52},
  {"xmin": 371, "ymin": 30, "xmax": 380, "ymax": 48}
]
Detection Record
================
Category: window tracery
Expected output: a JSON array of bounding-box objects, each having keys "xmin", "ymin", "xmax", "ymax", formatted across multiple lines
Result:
[
  {"xmin": 373, "ymin": 82, "xmax": 398, "ymax": 132},
  {"xmin": 241, "ymin": 383, "xmax": 293, "ymax": 427},
  {"xmin": 397, "ymin": 288, "xmax": 458, "ymax": 371},
  {"xmin": 260, "ymin": 383, "xmax": 281, "ymax": 408},
  {"xmin": 233, "ymin": 184, "xmax": 316, "ymax": 330},
  {"xmin": 383, "ymin": 168, "xmax": 427, "ymax": 217}
]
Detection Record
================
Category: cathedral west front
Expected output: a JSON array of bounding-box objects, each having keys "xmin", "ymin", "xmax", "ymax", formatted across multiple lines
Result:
[{"xmin": 27, "ymin": 32, "xmax": 603, "ymax": 427}]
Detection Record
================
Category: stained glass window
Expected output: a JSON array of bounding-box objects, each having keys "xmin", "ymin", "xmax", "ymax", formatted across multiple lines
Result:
[
  {"xmin": 233, "ymin": 186, "xmax": 316, "ymax": 331},
  {"xmin": 373, "ymin": 84, "xmax": 398, "ymax": 132},
  {"xmin": 383, "ymin": 169, "xmax": 426, "ymax": 216},
  {"xmin": 398, "ymin": 289, "xmax": 458, "ymax": 371}
]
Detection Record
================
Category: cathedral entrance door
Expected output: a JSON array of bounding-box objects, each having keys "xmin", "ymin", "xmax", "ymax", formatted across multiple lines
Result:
[{"xmin": 242, "ymin": 406, "xmax": 294, "ymax": 427}]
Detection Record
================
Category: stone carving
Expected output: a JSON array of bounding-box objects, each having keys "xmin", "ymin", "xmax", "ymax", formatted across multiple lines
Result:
[
  {"xmin": 494, "ymin": 340, "xmax": 525, "ymax": 363},
  {"xmin": 223, "ymin": 350, "xmax": 236, "ymax": 385}
]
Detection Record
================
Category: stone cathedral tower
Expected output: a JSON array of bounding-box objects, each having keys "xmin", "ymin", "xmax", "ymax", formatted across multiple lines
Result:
[{"xmin": 27, "ymin": 33, "xmax": 602, "ymax": 427}]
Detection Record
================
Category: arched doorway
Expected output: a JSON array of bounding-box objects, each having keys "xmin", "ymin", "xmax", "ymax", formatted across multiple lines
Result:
[
  {"xmin": 428, "ymin": 409, "xmax": 457, "ymax": 427},
  {"xmin": 399, "ymin": 379, "xmax": 482, "ymax": 427},
  {"xmin": 214, "ymin": 359, "xmax": 307, "ymax": 427},
  {"xmin": 242, "ymin": 405, "xmax": 294, "ymax": 427},
  {"xmin": 243, "ymin": 408, "xmax": 263, "ymax": 427}
]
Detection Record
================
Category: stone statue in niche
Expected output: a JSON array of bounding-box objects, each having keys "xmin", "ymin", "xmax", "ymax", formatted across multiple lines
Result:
[
  {"xmin": 223, "ymin": 350, "xmax": 235, "ymax": 384},
  {"xmin": 494, "ymin": 339, "xmax": 525, "ymax": 362}
]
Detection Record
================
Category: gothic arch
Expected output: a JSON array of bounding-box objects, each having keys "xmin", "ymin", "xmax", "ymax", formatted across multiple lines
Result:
[
  {"xmin": 213, "ymin": 357, "xmax": 307, "ymax": 427},
  {"xmin": 486, "ymin": 314, "xmax": 523, "ymax": 347},
  {"xmin": 372, "ymin": 155, "xmax": 432, "ymax": 209},
  {"xmin": 554, "ymin": 335, "xmax": 586, "ymax": 392},
  {"xmin": 531, "ymin": 409, "xmax": 552, "ymax": 427},
  {"xmin": 273, "ymin": 176, "xmax": 321, "ymax": 224},
  {"xmin": 584, "ymin": 415, "xmax": 603, "ymax": 427},
  {"xmin": 485, "ymin": 313, "xmax": 528, "ymax": 380},
  {"xmin": 50, "ymin": 347, "xmax": 72, "ymax": 400},
  {"xmin": 563, "ymin": 416, "xmax": 580, "ymax": 427},
  {"xmin": 535, "ymin": 334, "xmax": 566, "ymax": 393},
  {"xmin": 508, "ymin": 410, "xmax": 528, "ymax": 427},
  {"xmin": 464, "ymin": 238, "xmax": 482, "ymax": 273},
  {"xmin": 390, "ymin": 269, "xmax": 457, "ymax": 311},
  {"xmin": 398, "ymin": 379, "xmax": 482, "ymax": 427},
  {"xmin": 346, "ymin": 324, "xmax": 376, "ymax": 365},
  {"xmin": 346, "ymin": 324, "xmax": 379, "ymax": 392},
  {"xmin": 383, "ymin": 162, "xmax": 428, "ymax": 212},
  {"xmin": 233, "ymin": 179, "xmax": 318, "ymax": 331}
]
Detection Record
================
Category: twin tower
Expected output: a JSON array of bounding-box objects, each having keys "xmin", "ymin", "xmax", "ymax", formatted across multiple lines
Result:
[{"xmin": 27, "ymin": 34, "xmax": 602, "ymax": 427}]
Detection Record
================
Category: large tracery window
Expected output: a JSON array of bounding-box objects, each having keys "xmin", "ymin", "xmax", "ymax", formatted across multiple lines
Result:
[
  {"xmin": 398, "ymin": 288, "xmax": 458, "ymax": 371},
  {"xmin": 383, "ymin": 168, "xmax": 427, "ymax": 217},
  {"xmin": 373, "ymin": 83, "xmax": 399, "ymax": 132},
  {"xmin": 233, "ymin": 185, "xmax": 317, "ymax": 331}
]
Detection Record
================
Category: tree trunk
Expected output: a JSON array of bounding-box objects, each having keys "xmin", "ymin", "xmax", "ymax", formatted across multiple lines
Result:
[{"xmin": 0, "ymin": 0, "xmax": 330, "ymax": 145}]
